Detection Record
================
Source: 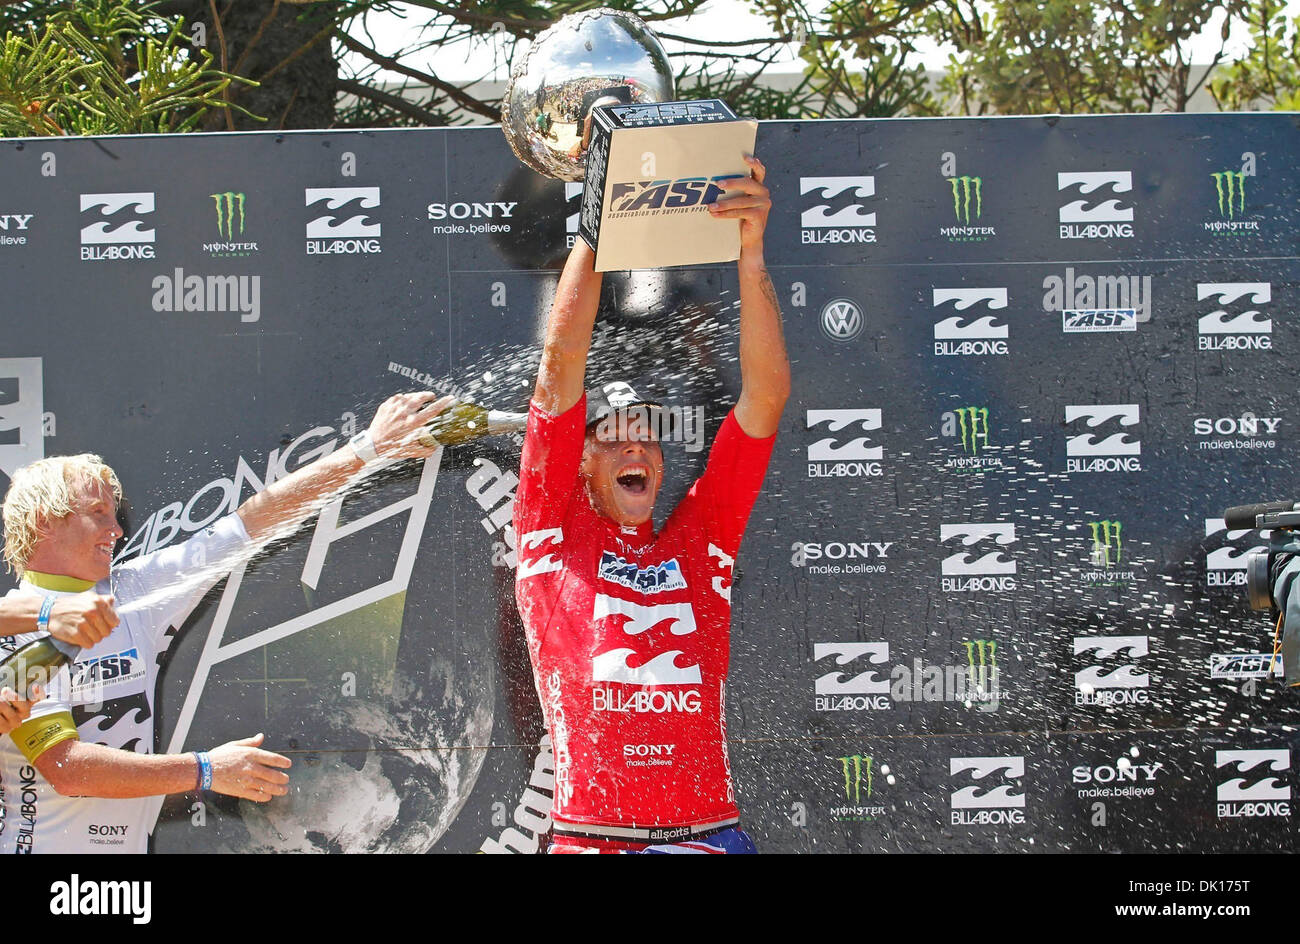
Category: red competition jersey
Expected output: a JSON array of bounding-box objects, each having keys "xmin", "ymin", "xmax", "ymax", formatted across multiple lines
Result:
[{"xmin": 514, "ymin": 395, "xmax": 775, "ymax": 829}]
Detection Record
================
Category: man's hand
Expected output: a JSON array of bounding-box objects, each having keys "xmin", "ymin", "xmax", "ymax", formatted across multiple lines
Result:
[
  {"xmin": 708, "ymin": 155, "xmax": 771, "ymax": 252},
  {"xmin": 48, "ymin": 593, "xmax": 118, "ymax": 649},
  {"xmin": 367, "ymin": 391, "xmax": 456, "ymax": 461},
  {"xmin": 208, "ymin": 733, "xmax": 292, "ymax": 803},
  {"xmin": 0, "ymin": 685, "xmax": 40, "ymax": 736}
]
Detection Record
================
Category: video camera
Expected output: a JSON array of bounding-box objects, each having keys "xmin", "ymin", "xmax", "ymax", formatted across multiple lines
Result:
[{"xmin": 1223, "ymin": 501, "xmax": 1300, "ymax": 687}]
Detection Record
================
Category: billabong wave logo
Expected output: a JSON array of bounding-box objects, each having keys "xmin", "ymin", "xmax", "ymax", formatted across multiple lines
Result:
[
  {"xmin": 940, "ymin": 523, "xmax": 1016, "ymax": 576},
  {"xmin": 933, "ymin": 288, "xmax": 1008, "ymax": 355},
  {"xmin": 1065, "ymin": 404, "xmax": 1141, "ymax": 472},
  {"xmin": 806, "ymin": 409, "xmax": 883, "ymax": 479},
  {"xmin": 80, "ymin": 192, "xmax": 155, "ymax": 244},
  {"xmin": 950, "ymin": 757, "xmax": 1026, "ymax": 824},
  {"xmin": 517, "ymin": 527, "xmax": 563, "ymax": 578},
  {"xmin": 0, "ymin": 357, "xmax": 44, "ymax": 479},
  {"xmin": 1197, "ymin": 283, "xmax": 1271, "ymax": 352},
  {"xmin": 1057, "ymin": 172, "xmax": 1133, "ymax": 222},
  {"xmin": 800, "ymin": 176, "xmax": 876, "ymax": 244},
  {"xmin": 813, "ymin": 642, "xmax": 891, "ymax": 711},
  {"xmin": 80, "ymin": 192, "xmax": 156, "ymax": 260},
  {"xmin": 1216, "ymin": 750, "xmax": 1290, "ymax": 818},
  {"xmin": 1074, "ymin": 636, "xmax": 1150, "ymax": 702},
  {"xmin": 1204, "ymin": 518, "xmax": 1267, "ymax": 588},
  {"xmin": 1058, "ymin": 172, "xmax": 1134, "ymax": 239},
  {"xmin": 565, "ymin": 181, "xmax": 584, "ymax": 240},
  {"xmin": 806, "ymin": 410, "xmax": 881, "ymax": 461},
  {"xmin": 591, "ymin": 594, "xmax": 701, "ymax": 687},
  {"xmin": 305, "ymin": 187, "xmax": 382, "ymax": 254},
  {"xmin": 800, "ymin": 176, "xmax": 875, "ymax": 227}
]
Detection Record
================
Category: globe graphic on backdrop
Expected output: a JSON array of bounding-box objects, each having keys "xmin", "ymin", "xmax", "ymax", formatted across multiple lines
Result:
[{"xmin": 229, "ymin": 662, "xmax": 495, "ymax": 854}]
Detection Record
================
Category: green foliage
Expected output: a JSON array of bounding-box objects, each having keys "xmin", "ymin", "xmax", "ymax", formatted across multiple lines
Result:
[
  {"xmin": 0, "ymin": 0, "xmax": 254, "ymax": 136},
  {"xmin": 926, "ymin": 0, "xmax": 1238, "ymax": 115},
  {"xmin": 1210, "ymin": 0, "xmax": 1300, "ymax": 109}
]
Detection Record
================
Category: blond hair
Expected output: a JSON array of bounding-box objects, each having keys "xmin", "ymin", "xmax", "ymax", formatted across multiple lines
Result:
[{"xmin": 2, "ymin": 454, "xmax": 122, "ymax": 579}]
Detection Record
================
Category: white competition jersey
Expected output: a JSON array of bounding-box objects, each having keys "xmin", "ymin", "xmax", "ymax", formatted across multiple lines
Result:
[{"xmin": 0, "ymin": 514, "xmax": 250, "ymax": 854}]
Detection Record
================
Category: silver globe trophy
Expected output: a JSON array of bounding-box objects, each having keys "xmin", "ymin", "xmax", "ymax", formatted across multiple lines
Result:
[
  {"xmin": 502, "ymin": 8, "xmax": 758, "ymax": 271},
  {"xmin": 502, "ymin": 8, "xmax": 675, "ymax": 181}
]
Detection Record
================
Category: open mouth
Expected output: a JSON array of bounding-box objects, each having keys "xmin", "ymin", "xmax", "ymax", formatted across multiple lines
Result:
[{"xmin": 615, "ymin": 465, "xmax": 650, "ymax": 496}]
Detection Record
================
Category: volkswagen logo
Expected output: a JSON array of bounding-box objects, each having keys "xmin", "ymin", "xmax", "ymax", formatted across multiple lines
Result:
[{"xmin": 820, "ymin": 298, "xmax": 864, "ymax": 342}]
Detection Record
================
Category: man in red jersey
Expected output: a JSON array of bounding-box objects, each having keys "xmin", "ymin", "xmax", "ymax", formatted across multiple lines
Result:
[{"xmin": 514, "ymin": 156, "xmax": 789, "ymax": 853}]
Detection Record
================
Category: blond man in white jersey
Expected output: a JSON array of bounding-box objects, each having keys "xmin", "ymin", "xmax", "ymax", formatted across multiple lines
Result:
[{"xmin": 0, "ymin": 391, "xmax": 450, "ymax": 852}]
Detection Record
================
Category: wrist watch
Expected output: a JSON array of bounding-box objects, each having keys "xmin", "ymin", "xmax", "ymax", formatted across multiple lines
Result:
[{"xmin": 349, "ymin": 431, "xmax": 380, "ymax": 464}]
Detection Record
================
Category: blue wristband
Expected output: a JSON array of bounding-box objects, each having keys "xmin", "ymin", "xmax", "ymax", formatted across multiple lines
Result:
[
  {"xmin": 193, "ymin": 751, "xmax": 213, "ymax": 791},
  {"xmin": 36, "ymin": 596, "xmax": 56, "ymax": 633}
]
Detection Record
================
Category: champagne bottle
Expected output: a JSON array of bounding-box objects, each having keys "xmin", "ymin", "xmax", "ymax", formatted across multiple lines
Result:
[
  {"xmin": 0, "ymin": 636, "xmax": 78, "ymax": 700},
  {"xmin": 420, "ymin": 401, "xmax": 527, "ymax": 447}
]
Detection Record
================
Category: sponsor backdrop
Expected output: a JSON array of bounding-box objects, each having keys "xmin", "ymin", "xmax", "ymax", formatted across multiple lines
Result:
[{"xmin": 1, "ymin": 114, "xmax": 1297, "ymax": 853}]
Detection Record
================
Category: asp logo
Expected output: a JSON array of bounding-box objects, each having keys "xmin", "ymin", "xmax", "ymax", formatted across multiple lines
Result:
[
  {"xmin": 0, "ymin": 357, "xmax": 45, "ymax": 480},
  {"xmin": 806, "ymin": 409, "xmax": 882, "ymax": 478},
  {"xmin": 1197, "ymin": 282, "xmax": 1271, "ymax": 352},
  {"xmin": 799, "ymin": 176, "xmax": 876, "ymax": 244},
  {"xmin": 949, "ymin": 756, "xmax": 1026, "ymax": 825},
  {"xmin": 813, "ymin": 642, "xmax": 891, "ymax": 711},
  {"xmin": 1216, "ymin": 749, "xmax": 1290, "ymax": 818},
  {"xmin": 932, "ymin": 288, "xmax": 1009, "ymax": 356},
  {"xmin": 1204, "ymin": 518, "xmax": 1267, "ymax": 588},
  {"xmin": 305, "ymin": 187, "xmax": 381, "ymax": 254},
  {"xmin": 1042, "ymin": 268, "xmax": 1151, "ymax": 326},
  {"xmin": 1057, "ymin": 171, "xmax": 1135, "ymax": 238},
  {"xmin": 597, "ymin": 552, "xmax": 687, "ymax": 595},
  {"xmin": 80, "ymin": 192, "xmax": 156, "ymax": 261},
  {"xmin": 939, "ymin": 523, "xmax": 1016, "ymax": 592},
  {"xmin": 72, "ymin": 646, "xmax": 146, "ymax": 689},
  {"xmin": 1065, "ymin": 404, "xmax": 1141, "ymax": 472},
  {"xmin": 1209, "ymin": 653, "xmax": 1283, "ymax": 680},
  {"xmin": 1074, "ymin": 635, "xmax": 1150, "ymax": 705},
  {"xmin": 607, "ymin": 176, "xmax": 739, "ymax": 217}
]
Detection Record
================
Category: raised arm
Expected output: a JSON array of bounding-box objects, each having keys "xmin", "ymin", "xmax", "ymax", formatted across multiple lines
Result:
[
  {"xmin": 709, "ymin": 156, "xmax": 791, "ymax": 438},
  {"xmin": 534, "ymin": 240, "xmax": 604, "ymax": 415},
  {"xmin": 236, "ymin": 391, "xmax": 452, "ymax": 544}
]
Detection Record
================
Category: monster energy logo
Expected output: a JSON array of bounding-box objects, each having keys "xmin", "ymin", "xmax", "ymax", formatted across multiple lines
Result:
[
  {"xmin": 839, "ymin": 754, "xmax": 873, "ymax": 803},
  {"xmin": 949, "ymin": 176, "xmax": 982, "ymax": 224},
  {"xmin": 211, "ymin": 191, "xmax": 246, "ymax": 239},
  {"xmin": 1210, "ymin": 172, "xmax": 1245, "ymax": 219},
  {"xmin": 1089, "ymin": 520, "xmax": 1122, "ymax": 567},
  {"xmin": 956, "ymin": 406, "xmax": 990, "ymax": 455},
  {"xmin": 963, "ymin": 639, "xmax": 997, "ymax": 689}
]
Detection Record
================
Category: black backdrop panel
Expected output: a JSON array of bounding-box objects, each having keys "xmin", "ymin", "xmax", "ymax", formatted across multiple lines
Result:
[{"xmin": 0, "ymin": 114, "xmax": 1297, "ymax": 853}]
